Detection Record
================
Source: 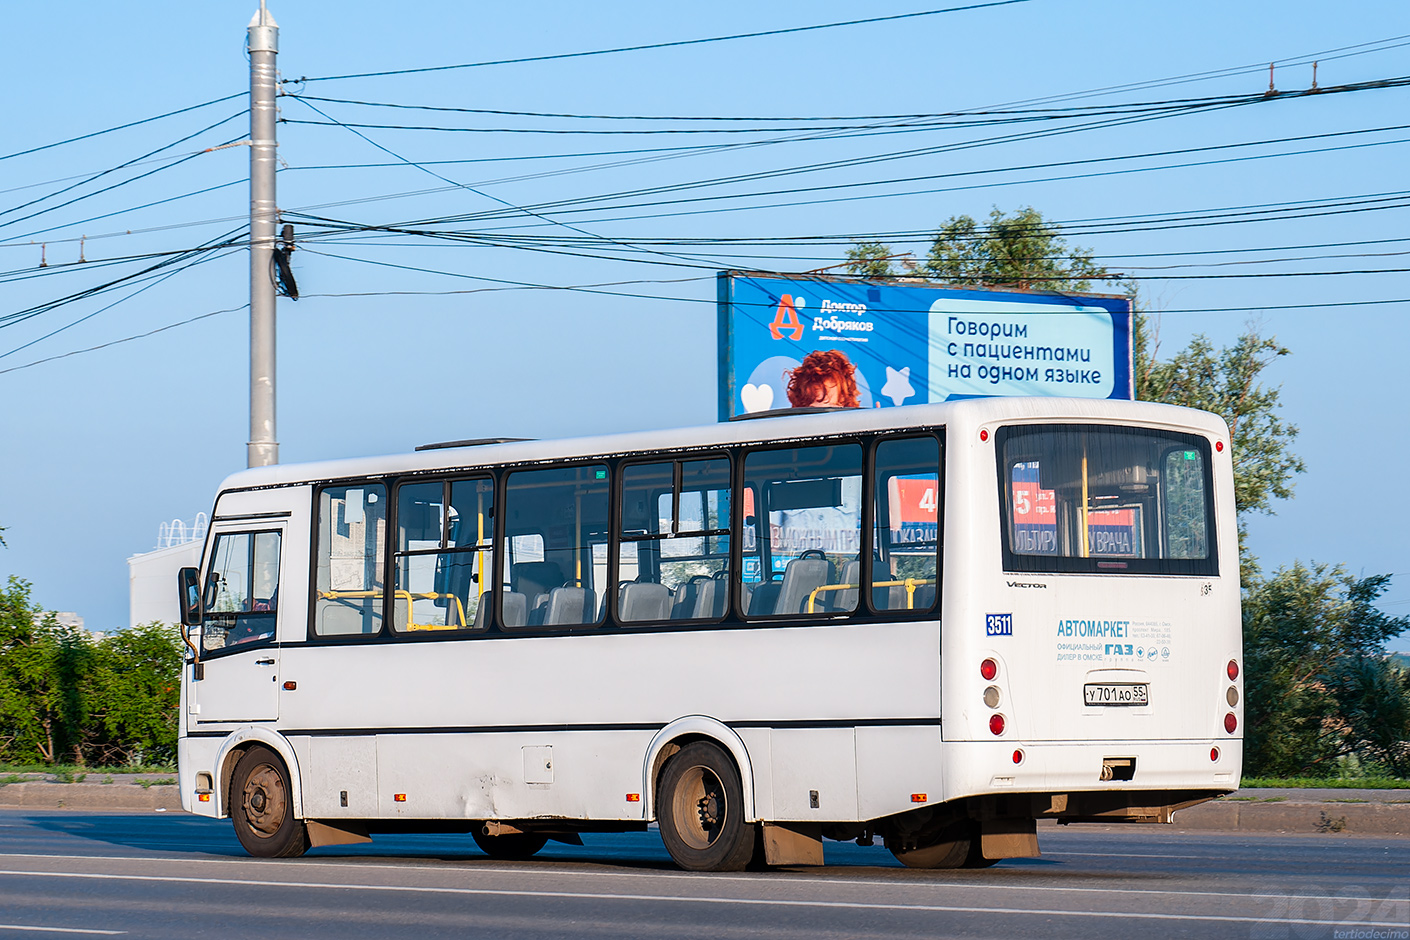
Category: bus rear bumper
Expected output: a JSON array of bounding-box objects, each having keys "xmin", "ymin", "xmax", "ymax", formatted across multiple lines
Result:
[{"xmin": 942, "ymin": 738, "xmax": 1242, "ymax": 818}]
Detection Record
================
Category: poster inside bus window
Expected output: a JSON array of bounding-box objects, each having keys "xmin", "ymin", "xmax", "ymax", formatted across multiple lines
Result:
[
  {"xmin": 717, "ymin": 272, "xmax": 1133, "ymax": 421},
  {"xmin": 1009, "ymin": 462, "xmax": 1143, "ymax": 558},
  {"xmin": 888, "ymin": 476, "xmax": 939, "ymax": 550}
]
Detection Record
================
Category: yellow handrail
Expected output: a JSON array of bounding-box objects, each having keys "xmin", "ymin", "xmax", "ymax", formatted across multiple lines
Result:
[
  {"xmin": 318, "ymin": 589, "xmax": 468, "ymax": 631},
  {"xmin": 805, "ymin": 578, "xmax": 936, "ymax": 613}
]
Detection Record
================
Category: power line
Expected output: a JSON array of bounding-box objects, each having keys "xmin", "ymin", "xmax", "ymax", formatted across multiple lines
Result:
[
  {"xmin": 280, "ymin": 76, "xmax": 1410, "ymax": 135},
  {"xmin": 0, "ymin": 304, "xmax": 249, "ymax": 377},
  {"xmin": 288, "ymin": 1, "xmax": 1033, "ymax": 83},
  {"xmin": 0, "ymin": 116, "xmax": 246, "ymax": 232},
  {"xmin": 0, "ymin": 92, "xmax": 243, "ymax": 163}
]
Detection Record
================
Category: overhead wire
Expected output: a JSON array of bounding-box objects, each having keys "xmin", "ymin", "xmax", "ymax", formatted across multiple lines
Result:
[
  {"xmin": 287, "ymin": 1, "xmax": 1034, "ymax": 84},
  {"xmin": 0, "ymin": 91, "xmax": 243, "ymax": 163}
]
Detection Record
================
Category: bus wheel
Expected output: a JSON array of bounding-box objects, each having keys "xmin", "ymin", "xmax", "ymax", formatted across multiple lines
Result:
[
  {"xmin": 472, "ymin": 830, "xmax": 549, "ymax": 860},
  {"xmin": 657, "ymin": 741, "xmax": 757, "ymax": 872},
  {"xmin": 230, "ymin": 745, "xmax": 308, "ymax": 858},
  {"xmin": 888, "ymin": 819, "xmax": 973, "ymax": 869}
]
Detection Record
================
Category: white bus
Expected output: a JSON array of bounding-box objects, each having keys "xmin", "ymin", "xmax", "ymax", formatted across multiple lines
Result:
[{"xmin": 176, "ymin": 396, "xmax": 1242, "ymax": 871}]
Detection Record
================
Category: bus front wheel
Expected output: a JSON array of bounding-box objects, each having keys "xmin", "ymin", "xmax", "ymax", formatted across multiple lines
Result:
[
  {"xmin": 230, "ymin": 745, "xmax": 309, "ymax": 858},
  {"xmin": 657, "ymin": 741, "xmax": 757, "ymax": 872}
]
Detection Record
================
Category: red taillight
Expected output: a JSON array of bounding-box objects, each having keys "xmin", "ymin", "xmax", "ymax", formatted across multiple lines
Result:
[
  {"xmin": 1227, "ymin": 660, "xmax": 1239, "ymax": 681},
  {"xmin": 980, "ymin": 429, "xmax": 989, "ymax": 442},
  {"xmin": 1210, "ymin": 747, "xmax": 1220, "ymax": 762},
  {"xmin": 1012, "ymin": 749, "xmax": 1024, "ymax": 764},
  {"xmin": 1215, "ymin": 440, "xmax": 1224, "ymax": 452},
  {"xmin": 980, "ymin": 658, "xmax": 998, "ymax": 681},
  {"xmin": 1224, "ymin": 712, "xmax": 1237, "ymax": 734},
  {"xmin": 989, "ymin": 713, "xmax": 1006, "ymax": 736}
]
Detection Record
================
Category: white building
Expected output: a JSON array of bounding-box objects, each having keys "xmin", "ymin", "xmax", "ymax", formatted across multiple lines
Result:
[{"xmin": 127, "ymin": 515, "xmax": 206, "ymax": 627}]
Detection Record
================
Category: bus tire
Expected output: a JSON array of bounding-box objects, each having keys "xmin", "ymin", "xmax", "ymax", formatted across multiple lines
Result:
[
  {"xmin": 230, "ymin": 745, "xmax": 309, "ymax": 858},
  {"xmin": 657, "ymin": 741, "xmax": 757, "ymax": 872},
  {"xmin": 888, "ymin": 819, "xmax": 973, "ymax": 869},
  {"xmin": 472, "ymin": 830, "xmax": 549, "ymax": 860}
]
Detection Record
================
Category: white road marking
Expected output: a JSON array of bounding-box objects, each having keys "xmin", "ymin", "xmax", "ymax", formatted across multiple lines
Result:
[
  {"xmin": 0, "ymin": 852, "xmax": 1385, "ymax": 906},
  {"xmin": 0, "ymin": 868, "xmax": 1402, "ymax": 929},
  {"xmin": 0, "ymin": 926, "xmax": 123, "ymax": 936}
]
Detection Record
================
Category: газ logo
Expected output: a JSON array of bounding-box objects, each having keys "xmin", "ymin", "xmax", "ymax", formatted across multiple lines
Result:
[{"xmin": 769, "ymin": 294, "xmax": 805, "ymax": 341}]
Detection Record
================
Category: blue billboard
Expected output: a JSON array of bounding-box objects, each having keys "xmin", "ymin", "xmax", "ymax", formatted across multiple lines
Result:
[{"xmin": 717, "ymin": 272, "xmax": 1133, "ymax": 421}]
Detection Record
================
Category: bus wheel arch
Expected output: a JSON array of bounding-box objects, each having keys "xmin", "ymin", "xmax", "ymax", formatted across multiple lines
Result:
[
  {"xmin": 642, "ymin": 718, "xmax": 757, "ymax": 824},
  {"xmin": 212, "ymin": 727, "xmax": 305, "ymax": 821}
]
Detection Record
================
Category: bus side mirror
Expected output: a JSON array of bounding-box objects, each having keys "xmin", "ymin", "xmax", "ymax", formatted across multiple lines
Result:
[{"xmin": 178, "ymin": 566, "xmax": 202, "ymax": 627}]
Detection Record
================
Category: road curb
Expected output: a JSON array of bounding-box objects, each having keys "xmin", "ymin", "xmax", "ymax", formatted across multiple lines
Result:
[
  {"xmin": 0, "ymin": 782, "xmax": 182, "ymax": 812},
  {"xmin": 1167, "ymin": 797, "xmax": 1410, "ymax": 835}
]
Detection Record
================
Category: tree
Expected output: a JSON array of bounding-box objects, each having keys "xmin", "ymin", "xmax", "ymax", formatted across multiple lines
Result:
[
  {"xmin": 1242, "ymin": 563, "xmax": 1410, "ymax": 777},
  {"xmin": 920, "ymin": 206, "xmax": 1116, "ymax": 292},
  {"xmin": 844, "ymin": 206, "xmax": 1303, "ymax": 561},
  {"xmin": 844, "ymin": 241, "xmax": 897, "ymax": 279},
  {"xmin": 1136, "ymin": 320, "xmax": 1306, "ymax": 579}
]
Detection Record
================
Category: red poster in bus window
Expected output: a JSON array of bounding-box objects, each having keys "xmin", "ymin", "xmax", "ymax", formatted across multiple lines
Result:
[
  {"xmin": 887, "ymin": 476, "xmax": 938, "ymax": 547},
  {"xmin": 1087, "ymin": 506, "xmax": 1143, "ymax": 557},
  {"xmin": 1010, "ymin": 462, "xmax": 1057, "ymax": 554}
]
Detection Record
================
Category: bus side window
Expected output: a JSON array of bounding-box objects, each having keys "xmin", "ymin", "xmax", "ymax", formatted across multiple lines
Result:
[
  {"xmin": 871, "ymin": 436, "xmax": 941, "ymax": 613},
  {"xmin": 740, "ymin": 443, "xmax": 862, "ymax": 618},
  {"xmin": 392, "ymin": 477, "xmax": 494, "ymax": 633},
  {"xmin": 203, "ymin": 530, "xmax": 281, "ymax": 651},
  {"xmin": 501, "ymin": 465, "xmax": 609, "ymax": 630},
  {"xmin": 313, "ymin": 484, "xmax": 387, "ymax": 637},
  {"xmin": 617, "ymin": 457, "xmax": 730, "ymax": 625}
]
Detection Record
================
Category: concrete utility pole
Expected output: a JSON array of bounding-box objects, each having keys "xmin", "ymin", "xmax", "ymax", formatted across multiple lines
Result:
[{"xmin": 247, "ymin": 2, "xmax": 279, "ymax": 467}]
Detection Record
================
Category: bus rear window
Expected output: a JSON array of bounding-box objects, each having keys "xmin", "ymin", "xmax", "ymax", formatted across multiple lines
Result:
[{"xmin": 997, "ymin": 424, "xmax": 1216, "ymax": 576}]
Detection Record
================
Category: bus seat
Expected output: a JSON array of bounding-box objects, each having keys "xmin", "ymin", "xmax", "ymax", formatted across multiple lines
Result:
[
  {"xmin": 670, "ymin": 579, "xmax": 700, "ymax": 619},
  {"xmin": 500, "ymin": 591, "xmax": 529, "ymax": 627},
  {"xmin": 747, "ymin": 579, "xmax": 781, "ymax": 615},
  {"xmin": 912, "ymin": 582, "xmax": 937, "ymax": 611},
  {"xmin": 774, "ymin": 557, "xmax": 833, "ymax": 614},
  {"xmin": 831, "ymin": 559, "xmax": 861, "ymax": 612},
  {"xmin": 621, "ymin": 582, "xmax": 672, "ymax": 622},
  {"xmin": 543, "ymin": 586, "xmax": 595, "ymax": 626},
  {"xmin": 693, "ymin": 577, "xmax": 726, "ymax": 620},
  {"xmin": 512, "ymin": 561, "xmax": 565, "ymax": 604}
]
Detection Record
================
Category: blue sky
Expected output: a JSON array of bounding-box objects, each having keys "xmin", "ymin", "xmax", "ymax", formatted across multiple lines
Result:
[{"xmin": 1, "ymin": 1, "xmax": 1407, "ymax": 646}]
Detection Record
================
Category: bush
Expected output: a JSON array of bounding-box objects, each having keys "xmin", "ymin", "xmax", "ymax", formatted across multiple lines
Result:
[{"xmin": 0, "ymin": 577, "xmax": 181, "ymax": 766}]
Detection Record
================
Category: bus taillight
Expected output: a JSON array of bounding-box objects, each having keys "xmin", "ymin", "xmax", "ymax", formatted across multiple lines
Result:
[
  {"xmin": 989, "ymin": 713, "xmax": 1006, "ymax": 736},
  {"xmin": 1210, "ymin": 747, "xmax": 1220, "ymax": 762},
  {"xmin": 1224, "ymin": 712, "xmax": 1237, "ymax": 734},
  {"xmin": 1012, "ymin": 749, "xmax": 1024, "ymax": 764},
  {"xmin": 1227, "ymin": 660, "xmax": 1239, "ymax": 681},
  {"xmin": 980, "ymin": 658, "xmax": 998, "ymax": 681}
]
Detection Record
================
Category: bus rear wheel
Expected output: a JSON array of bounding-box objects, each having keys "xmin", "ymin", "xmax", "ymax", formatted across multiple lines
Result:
[
  {"xmin": 657, "ymin": 741, "xmax": 757, "ymax": 872},
  {"xmin": 472, "ymin": 830, "xmax": 549, "ymax": 860},
  {"xmin": 230, "ymin": 745, "xmax": 308, "ymax": 858},
  {"xmin": 888, "ymin": 819, "xmax": 974, "ymax": 869}
]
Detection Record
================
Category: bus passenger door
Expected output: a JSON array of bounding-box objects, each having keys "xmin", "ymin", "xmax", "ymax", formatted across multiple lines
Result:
[{"xmin": 190, "ymin": 527, "xmax": 284, "ymax": 725}]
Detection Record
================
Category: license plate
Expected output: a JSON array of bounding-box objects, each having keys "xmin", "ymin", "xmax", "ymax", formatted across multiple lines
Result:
[{"xmin": 1084, "ymin": 682, "xmax": 1149, "ymax": 706}]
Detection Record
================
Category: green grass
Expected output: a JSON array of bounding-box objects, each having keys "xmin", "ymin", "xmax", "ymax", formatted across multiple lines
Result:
[
  {"xmin": 1242, "ymin": 776, "xmax": 1410, "ymax": 789},
  {"xmin": 136, "ymin": 778, "xmax": 176, "ymax": 789},
  {"xmin": 0, "ymin": 763, "xmax": 175, "ymax": 776}
]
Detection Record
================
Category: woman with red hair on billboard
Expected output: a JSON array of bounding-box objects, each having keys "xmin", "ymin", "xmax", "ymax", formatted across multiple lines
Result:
[{"xmin": 786, "ymin": 349, "xmax": 861, "ymax": 409}]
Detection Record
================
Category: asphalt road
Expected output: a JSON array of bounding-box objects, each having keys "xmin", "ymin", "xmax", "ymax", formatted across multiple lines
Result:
[{"xmin": 0, "ymin": 810, "xmax": 1405, "ymax": 939}]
